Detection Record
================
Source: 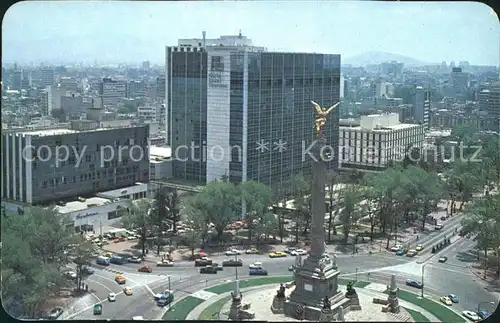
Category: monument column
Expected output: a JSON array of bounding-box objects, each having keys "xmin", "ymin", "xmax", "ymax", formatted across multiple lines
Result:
[{"xmin": 309, "ymin": 135, "xmax": 327, "ymax": 260}]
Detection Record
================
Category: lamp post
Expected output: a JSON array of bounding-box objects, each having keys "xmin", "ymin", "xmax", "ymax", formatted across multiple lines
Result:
[
  {"xmin": 477, "ymin": 301, "xmax": 494, "ymax": 314},
  {"xmin": 421, "ymin": 262, "xmax": 432, "ymax": 298},
  {"xmin": 234, "ymin": 254, "xmax": 239, "ymax": 280},
  {"xmin": 168, "ymin": 275, "xmax": 172, "ymax": 311}
]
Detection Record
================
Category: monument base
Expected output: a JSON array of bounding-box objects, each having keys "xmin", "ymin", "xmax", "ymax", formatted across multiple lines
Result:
[
  {"xmin": 271, "ymin": 296, "xmax": 285, "ymax": 314},
  {"xmin": 319, "ymin": 308, "xmax": 334, "ymax": 322}
]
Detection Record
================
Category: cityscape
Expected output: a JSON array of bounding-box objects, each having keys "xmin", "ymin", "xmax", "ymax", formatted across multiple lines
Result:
[{"xmin": 1, "ymin": 1, "xmax": 499, "ymax": 322}]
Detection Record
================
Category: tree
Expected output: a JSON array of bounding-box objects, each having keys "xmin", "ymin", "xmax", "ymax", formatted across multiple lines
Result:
[
  {"xmin": 165, "ymin": 189, "xmax": 182, "ymax": 233},
  {"xmin": 188, "ymin": 181, "xmax": 241, "ymax": 243},
  {"xmin": 121, "ymin": 199, "xmax": 152, "ymax": 257},
  {"xmin": 326, "ymin": 172, "xmax": 342, "ymax": 241},
  {"xmin": 443, "ymin": 161, "xmax": 481, "ymax": 212},
  {"xmin": 183, "ymin": 201, "xmax": 207, "ymax": 256},
  {"xmin": 338, "ymin": 185, "xmax": 363, "ymax": 244},
  {"xmin": 69, "ymin": 236, "xmax": 95, "ymax": 292},
  {"xmin": 240, "ymin": 180, "xmax": 274, "ymax": 241},
  {"xmin": 1, "ymin": 207, "xmax": 90, "ymax": 318}
]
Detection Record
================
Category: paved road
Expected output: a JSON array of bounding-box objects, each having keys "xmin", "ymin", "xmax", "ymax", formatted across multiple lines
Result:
[{"xmin": 66, "ymin": 216, "xmax": 500, "ymax": 320}]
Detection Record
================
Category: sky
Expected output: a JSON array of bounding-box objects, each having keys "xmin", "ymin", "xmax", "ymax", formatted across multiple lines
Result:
[{"xmin": 2, "ymin": 0, "xmax": 499, "ymax": 66}]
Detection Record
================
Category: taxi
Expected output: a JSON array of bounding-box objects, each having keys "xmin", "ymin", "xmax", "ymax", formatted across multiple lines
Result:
[
  {"xmin": 439, "ymin": 296, "xmax": 452, "ymax": 306},
  {"xmin": 157, "ymin": 260, "xmax": 174, "ymax": 267},
  {"xmin": 268, "ymin": 251, "xmax": 287, "ymax": 258},
  {"xmin": 415, "ymin": 244, "xmax": 424, "ymax": 251},
  {"xmin": 103, "ymin": 252, "xmax": 113, "ymax": 258},
  {"xmin": 245, "ymin": 248, "xmax": 259, "ymax": 254},
  {"xmin": 115, "ymin": 275, "xmax": 126, "ymax": 284},
  {"xmin": 123, "ymin": 287, "xmax": 133, "ymax": 296}
]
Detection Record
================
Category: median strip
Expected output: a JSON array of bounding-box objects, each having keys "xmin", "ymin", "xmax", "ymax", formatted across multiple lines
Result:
[{"xmin": 162, "ymin": 296, "xmax": 205, "ymax": 320}]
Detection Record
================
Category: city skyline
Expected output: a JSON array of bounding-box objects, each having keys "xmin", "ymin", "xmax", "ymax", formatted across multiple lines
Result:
[{"xmin": 2, "ymin": 1, "xmax": 499, "ymax": 66}]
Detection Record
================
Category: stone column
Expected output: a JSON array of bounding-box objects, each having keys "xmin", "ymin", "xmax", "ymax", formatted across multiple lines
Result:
[{"xmin": 309, "ymin": 136, "xmax": 327, "ymax": 260}]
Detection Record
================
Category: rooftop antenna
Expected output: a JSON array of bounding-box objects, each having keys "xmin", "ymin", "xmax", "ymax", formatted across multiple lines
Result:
[
  {"xmin": 238, "ymin": 29, "xmax": 242, "ymax": 38},
  {"xmin": 202, "ymin": 31, "xmax": 206, "ymax": 47}
]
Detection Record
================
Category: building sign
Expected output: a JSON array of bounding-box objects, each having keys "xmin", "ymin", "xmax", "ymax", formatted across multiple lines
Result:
[
  {"xmin": 75, "ymin": 212, "xmax": 99, "ymax": 220},
  {"xmin": 208, "ymin": 72, "xmax": 227, "ymax": 89}
]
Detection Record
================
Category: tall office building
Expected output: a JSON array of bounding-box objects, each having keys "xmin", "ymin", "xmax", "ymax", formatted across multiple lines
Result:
[
  {"xmin": 11, "ymin": 70, "xmax": 22, "ymax": 90},
  {"xmin": 413, "ymin": 86, "xmax": 430, "ymax": 129},
  {"xmin": 155, "ymin": 76, "xmax": 166, "ymax": 101},
  {"xmin": 40, "ymin": 68, "xmax": 55, "ymax": 87},
  {"xmin": 100, "ymin": 78, "xmax": 127, "ymax": 107},
  {"xmin": 1, "ymin": 122, "xmax": 149, "ymax": 205},
  {"xmin": 487, "ymin": 82, "xmax": 500, "ymax": 131},
  {"xmin": 165, "ymin": 34, "xmax": 340, "ymax": 194}
]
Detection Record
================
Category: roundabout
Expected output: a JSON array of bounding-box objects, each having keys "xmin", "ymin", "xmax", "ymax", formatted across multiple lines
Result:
[{"xmin": 164, "ymin": 276, "xmax": 466, "ymax": 322}]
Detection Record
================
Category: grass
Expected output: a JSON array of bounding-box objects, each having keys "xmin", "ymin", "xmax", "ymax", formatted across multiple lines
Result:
[
  {"xmin": 404, "ymin": 307, "xmax": 430, "ymax": 322},
  {"xmin": 198, "ymin": 296, "xmax": 232, "ymax": 320},
  {"xmin": 205, "ymin": 276, "xmax": 292, "ymax": 294},
  {"xmin": 162, "ymin": 296, "xmax": 205, "ymax": 320},
  {"xmin": 383, "ymin": 289, "xmax": 464, "ymax": 322}
]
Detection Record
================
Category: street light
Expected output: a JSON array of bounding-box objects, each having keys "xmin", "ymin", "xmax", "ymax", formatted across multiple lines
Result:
[
  {"xmin": 168, "ymin": 275, "xmax": 172, "ymax": 311},
  {"xmin": 234, "ymin": 254, "xmax": 239, "ymax": 281},
  {"xmin": 421, "ymin": 262, "xmax": 432, "ymax": 298},
  {"xmin": 477, "ymin": 301, "xmax": 495, "ymax": 314}
]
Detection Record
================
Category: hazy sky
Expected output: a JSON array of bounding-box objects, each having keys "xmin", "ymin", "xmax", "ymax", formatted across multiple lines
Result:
[{"xmin": 2, "ymin": 1, "xmax": 499, "ymax": 66}]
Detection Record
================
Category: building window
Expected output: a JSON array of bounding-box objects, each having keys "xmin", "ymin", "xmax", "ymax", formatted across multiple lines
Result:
[{"xmin": 211, "ymin": 56, "xmax": 224, "ymax": 71}]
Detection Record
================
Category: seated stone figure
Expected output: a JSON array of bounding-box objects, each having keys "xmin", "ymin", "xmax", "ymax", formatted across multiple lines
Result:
[
  {"xmin": 346, "ymin": 281, "xmax": 357, "ymax": 295},
  {"xmin": 276, "ymin": 283, "xmax": 286, "ymax": 299},
  {"xmin": 322, "ymin": 296, "xmax": 331, "ymax": 310}
]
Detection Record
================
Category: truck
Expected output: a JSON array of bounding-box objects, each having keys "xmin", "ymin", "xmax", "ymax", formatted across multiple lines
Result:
[
  {"xmin": 96, "ymin": 256, "xmax": 110, "ymax": 266},
  {"xmin": 110, "ymin": 255, "xmax": 125, "ymax": 265}
]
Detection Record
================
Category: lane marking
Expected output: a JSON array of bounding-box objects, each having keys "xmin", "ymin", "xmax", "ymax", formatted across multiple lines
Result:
[
  {"xmin": 144, "ymin": 284, "xmax": 156, "ymax": 296},
  {"xmin": 89, "ymin": 292, "xmax": 101, "ymax": 302},
  {"xmin": 87, "ymin": 277, "xmax": 115, "ymax": 293}
]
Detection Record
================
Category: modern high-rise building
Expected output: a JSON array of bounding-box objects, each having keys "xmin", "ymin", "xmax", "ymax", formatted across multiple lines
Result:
[
  {"xmin": 40, "ymin": 68, "xmax": 55, "ymax": 87},
  {"xmin": 165, "ymin": 34, "xmax": 340, "ymax": 194},
  {"xmin": 155, "ymin": 76, "xmax": 166, "ymax": 101},
  {"xmin": 487, "ymin": 82, "xmax": 500, "ymax": 131},
  {"xmin": 1, "ymin": 122, "xmax": 150, "ymax": 205},
  {"xmin": 100, "ymin": 78, "xmax": 127, "ymax": 107},
  {"xmin": 11, "ymin": 70, "xmax": 22, "ymax": 90},
  {"xmin": 413, "ymin": 86, "xmax": 430, "ymax": 129}
]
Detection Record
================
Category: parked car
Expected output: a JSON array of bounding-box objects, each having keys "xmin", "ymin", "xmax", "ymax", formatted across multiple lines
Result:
[
  {"xmin": 200, "ymin": 265, "xmax": 218, "ymax": 274},
  {"xmin": 477, "ymin": 310, "xmax": 490, "ymax": 319},
  {"xmin": 405, "ymin": 279, "xmax": 423, "ymax": 289},
  {"xmin": 47, "ymin": 307, "xmax": 63, "ymax": 320},
  {"xmin": 462, "ymin": 310, "xmax": 480, "ymax": 321},
  {"xmin": 138, "ymin": 266, "xmax": 153, "ymax": 273},
  {"xmin": 128, "ymin": 256, "xmax": 142, "ymax": 263},
  {"xmin": 222, "ymin": 259, "xmax": 243, "ymax": 267},
  {"xmin": 249, "ymin": 267, "xmax": 268, "ymax": 276},
  {"xmin": 93, "ymin": 304, "xmax": 102, "ymax": 315}
]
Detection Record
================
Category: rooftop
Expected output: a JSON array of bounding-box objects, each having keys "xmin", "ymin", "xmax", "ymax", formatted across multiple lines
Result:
[{"xmin": 55, "ymin": 197, "xmax": 113, "ymax": 214}]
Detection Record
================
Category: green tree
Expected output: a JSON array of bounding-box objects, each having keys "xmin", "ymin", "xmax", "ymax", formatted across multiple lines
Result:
[
  {"xmin": 69, "ymin": 236, "xmax": 95, "ymax": 292},
  {"xmin": 121, "ymin": 199, "xmax": 152, "ymax": 257},
  {"xmin": 338, "ymin": 185, "xmax": 363, "ymax": 244},
  {"xmin": 183, "ymin": 201, "xmax": 207, "ymax": 256},
  {"xmin": 240, "ymin": 180, "xmax": 274, "ymax": 241},
  {"xmin": 289, "ymin": 173, "xmax": 311, "ymax": 243}
]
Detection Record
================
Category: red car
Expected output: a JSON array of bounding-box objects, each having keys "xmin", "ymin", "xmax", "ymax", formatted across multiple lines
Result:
[{"xmin": 138, "ymin": 266, "xmax": 152, "ymax": 273}]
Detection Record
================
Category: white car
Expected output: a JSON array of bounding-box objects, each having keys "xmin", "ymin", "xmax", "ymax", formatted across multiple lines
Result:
[
  {"xmin": 154, "ymin": 290, "xmax": 171, "ymax": 300},
  {"xmin": 65, "ymin": 271, "xmax": 77, "ymax": 279},
  {"xmin": 249, "ymin": 262, "xmax": 263, "ymax": 269},
  {"xmin": 390, "ymin": 245, "xmax": 403, "ymax": 252},
  {"xmin": 290, "ymin": 249, "xmax": 307, "ymax": 256},
  {"xmin": 225, "ymin": 249, "xmax": 242, "ymax": 256},
  {"xmin": 108, "ymin": 292, "xmax": 116, "ymax": 302},
  {"xmin": 462, "ymin": 310, "xmax": 480, "ymax": 321}
]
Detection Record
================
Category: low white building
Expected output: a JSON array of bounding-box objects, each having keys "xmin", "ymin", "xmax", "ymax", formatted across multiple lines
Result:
[
  {"xmin": 149, "ymin": 146, "xmax": 172, "ymax": 180},
  {"xmin": 339, "ymin": 113, "xmax": 425, "ymax": 171}
]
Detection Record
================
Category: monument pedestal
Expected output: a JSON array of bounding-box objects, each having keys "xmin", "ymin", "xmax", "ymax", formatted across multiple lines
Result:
[
  {"xmin": 271, "ymin": 296, "xmax": 285, "ymax": 314},
  {"xmin": 319, "ymin": 308, "xmax": 334, "ymax": 322}
]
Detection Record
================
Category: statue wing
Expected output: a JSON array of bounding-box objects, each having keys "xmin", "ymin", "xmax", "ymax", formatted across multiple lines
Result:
[
  {"xmin": 311, "ymin": 100, "xmax": 323, "ymax": 114},
  {"xmin": 325, "ymin": 102, "xmax": 340, "ymax": 115}
]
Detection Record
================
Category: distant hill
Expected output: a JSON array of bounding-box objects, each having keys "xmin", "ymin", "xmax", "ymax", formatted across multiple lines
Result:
[{"xmin": 343, "ymin": 51, "xmax": 427, "ymax": 67}]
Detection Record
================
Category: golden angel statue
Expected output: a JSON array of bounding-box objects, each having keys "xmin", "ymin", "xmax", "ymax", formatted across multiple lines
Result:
[{"xmin": 311, "ymin": 101, "xmax": 340, "ymax": 135}]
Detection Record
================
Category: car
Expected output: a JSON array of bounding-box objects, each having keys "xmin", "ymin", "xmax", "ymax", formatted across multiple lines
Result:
[
  {"xmin": 438, "ymin": 256, "xmax": 448, "ymax": 263},
  {"xmin": 195, "ymin": 258, "xmax": 212, "ymax": 267},
  {"xmin": 249, "ymin": 262, "xmax": 263, "ymax": 269},
  {"xmin": 154, "ymin": 290, "xmax": 173, "ymax": 300},
  {"xmin": 447, "ymin": 294, "xmax": 459, "ymax": 303},
  {"xmin": 435, "ymin": 224, "xmax": 444, "ymax": 230},
  {"xmin": 225, "ymin": 249, "xmax": 242, "ymax": 256},
  {"xmin": 108, "ymin": 292, "xmax": 116, "ymax": 302},
  {"xmin": 245, "ymin": 248, "xmax": 259, "ymax": 254},
  {"xmin": 128, "ymin": 256, "xmax": 142, "ymax": 263},
  {"xmin": 406, "ymin": 249, "xmax": 417, "ymax": 257},
  {"xmin": 396, "ymin": 248, "xmax": 406, "ymax": 256},
  {"xmin": 462, "ymin": 310, "xmax": 481, "ymax": 321},
  {"xmin": 440, "ymin": 296, "xmax": 452, "ymax": 306},
  {"xmin": 82, "ymin": 266, "xmax": 95, "ymax": 275},
  {"xmin": 103, "ymin": 252, "xmax": 113, "ymax": 258},
  {"xmin": 65, "ymin": 271, "xmax": 77, "ymax": 279},
  {"xmin": 222, "ymin": 259, "xmax": 243, "ymax": 267},
  {"xmin": 290, "ymin": 249, "xmax": 307, "ymax": 256},
  {"xmin": 93, "ymin": 304, "xmax": 102, "ymax": 315},
  {"xmin": 127, "ymin": 235, "xmax": 137, "ymax": 240},
  {"xmin": 157, "ymin": 260, "xmax": 174, "ymax": 267},
  {"xmin": 132, "ymin": 316, "xmax": 144, "ymax": 320},
  {"xmin": 415, "ymin": 244, "xmax": 424, "ymax": 251},
  {"xmin": 47, "ymin": 307, "xmax": 63, "ymax": 320},
  {"xmin": 477, "ymin": 310, "xmax": 490, "ymax": 319},
  {"xmin": 268, "ymin": 251, "xmax": 287, "ymax": 258},
  {"xmin": 288, "ymin": 265, "xmax": 295, "ymax": 271},
  {"xmin": 200, "ymin": 265, "xmax": 218, "ymax": 274},
  {"xmin": 115, "ymin": 275, "xmax": 126, "ymax": 284},
  {"xmin": 138, "ymin": 265, "xmax": 152, "ymax": 273},
  {"xmin": 249, "ymin": 267, "xmax": 268, "ymax": 276},
  {"xmin": 123, "ymin": 287, "xmax": 133, "ymax": 296},
  {"xmin": 405, "ymin": 279, "xmax": 423, "ymax": 289},
  {"xmin": 390, "ymin": 245, "xmax": 403, "ymax": 252},
  {"xmin": 284, "ymin": 247, "xmax": 297, "ymax": 254}
]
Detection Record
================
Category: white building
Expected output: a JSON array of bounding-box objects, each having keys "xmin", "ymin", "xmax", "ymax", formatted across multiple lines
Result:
[
  {"xmin": 339, "ymin": 113, "xmax": 425, "ymax": 171},
  {"xmin": 149, "ymin": 146, "xmax": 172, "ymax": 180},
  {"xmin": 100, "ymin": 78, "xmax": 126, "ymax": 107},
  {"xmin": 137, "ymin": 103, "xmax": 165, "ymax": 124},
  {"xmin": 41, "ymin": 68, "xmax": 55, "ymax": 87}
]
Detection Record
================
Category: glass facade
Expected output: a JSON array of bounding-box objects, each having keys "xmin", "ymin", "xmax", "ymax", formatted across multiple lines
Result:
[{"xmin": 168, "ymin": 47, "xmax": 208, "ymax": 183}]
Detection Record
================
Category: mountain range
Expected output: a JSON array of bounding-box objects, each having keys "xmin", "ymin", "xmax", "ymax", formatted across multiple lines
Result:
[{"xmin": 342, "ymin": 51, "xmax": 429, "ymax": 67}]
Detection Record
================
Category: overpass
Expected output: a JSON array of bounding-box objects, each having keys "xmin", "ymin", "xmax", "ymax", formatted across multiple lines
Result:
[{"xmin": 151, "ymin": 181, "xmax": 202, "ymax": 193}]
